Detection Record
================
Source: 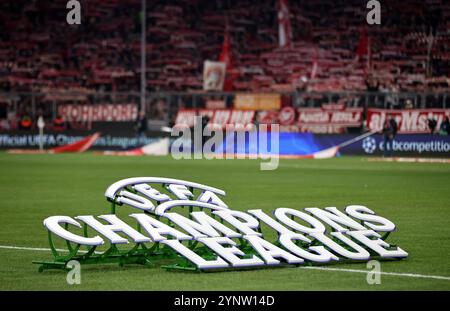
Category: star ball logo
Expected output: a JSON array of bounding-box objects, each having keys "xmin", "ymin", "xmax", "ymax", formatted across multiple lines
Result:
[
  {"xmin": 362, "ymin": 137, "xmax": 377, "ymax": 154},
  {"xmin": 35, "ymin": 177, "xmax": 408, "ymax": 272}
]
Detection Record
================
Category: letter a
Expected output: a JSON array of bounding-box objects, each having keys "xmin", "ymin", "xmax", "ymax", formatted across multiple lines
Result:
[
  {"xmin": 366, "ymin": 0, "xmax": 381, "ymax": 25},
  {"xmin": 366, "ymin": 260, "xmax": 381, "ymax": 285},
  {"xmin": 66, "ymin": 0, "xmax": 81, "ymax": 25}
]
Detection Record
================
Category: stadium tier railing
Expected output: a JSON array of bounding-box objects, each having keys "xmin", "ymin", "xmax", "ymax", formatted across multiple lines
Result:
[{"xmin": 0, "ymin": 91, "xmax": 448, "ymax": 131}]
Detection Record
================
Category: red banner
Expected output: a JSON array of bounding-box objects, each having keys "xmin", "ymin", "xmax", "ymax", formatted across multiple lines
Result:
[
  {"xmin": 175, "ymin": 109, "xmax": 255, "ymax": 128},
  {"xmin": 175, "ymin": 106, "xmax": 363, "ymax": 133},
  {"xmin": 367, "ymin": 109, "xmax": 450, "ymax": 134},
  {"xmin": 59, "ymin": 104, "xmax": 138, "ymax": 122},
  {"xmin": 257, "ymin": 105, "xmax": 363, "ymax": 133}
]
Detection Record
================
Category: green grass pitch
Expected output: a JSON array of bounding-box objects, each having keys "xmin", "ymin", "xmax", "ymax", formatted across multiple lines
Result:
[{"xmin": 0, "ymin": 153, "xmax": 449, "ymax": 290}]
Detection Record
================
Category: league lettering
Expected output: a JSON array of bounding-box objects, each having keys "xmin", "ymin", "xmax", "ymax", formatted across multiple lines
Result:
[{"xmin": 38, "ymin": 177, "xmax": 408, "ymax": 271}]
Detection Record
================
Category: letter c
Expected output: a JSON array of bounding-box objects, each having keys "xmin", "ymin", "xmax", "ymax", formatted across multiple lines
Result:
[{"xmin": 43, "ymin": 216, "xmax": 104, "ymax": 246}]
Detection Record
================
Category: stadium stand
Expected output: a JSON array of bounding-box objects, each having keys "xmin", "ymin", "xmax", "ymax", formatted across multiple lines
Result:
[{"xmin": 0, "ymin": 0, "xmax": 449, "ymax": 95}]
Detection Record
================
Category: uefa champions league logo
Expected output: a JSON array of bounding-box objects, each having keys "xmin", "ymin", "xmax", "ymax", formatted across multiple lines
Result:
[
  {"xmin": 362, "ymin": 137, "xmax": 377, "ymax": 154},
  {"xmin": 35, "ymin": 177, "xmax": 408, "ymax": 273}
]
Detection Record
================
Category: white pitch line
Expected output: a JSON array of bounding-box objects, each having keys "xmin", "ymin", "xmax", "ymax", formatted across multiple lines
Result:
[
  {"xmin": 0, "ymin": 245, "xmax": 103, "ymax": 254},
  {"xmin": 0, "ymin": 245, "xmax": 65, "ymax": 252},
  {"xmin": 1, "ymin": 244, "xmax": 449, "ymax": 281},
  {"xmin": 300, "ymin": 266, "xmax": 450, "ymax": 281}
]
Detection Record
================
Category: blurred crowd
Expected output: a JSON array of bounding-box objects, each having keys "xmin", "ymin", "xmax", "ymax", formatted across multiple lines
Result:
[
  {"xmin": 0, "ymin": 0, "xmax": 449, "ymax": 95},
  {"xmin": 0, "ymin": 0, "xmax": 449, "ymax": 132}
]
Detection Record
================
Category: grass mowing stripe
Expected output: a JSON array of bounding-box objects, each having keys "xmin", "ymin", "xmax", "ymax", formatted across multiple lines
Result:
[{"xmin": 1, "ymin": 244, "xmax": 449, "ymax": 281}]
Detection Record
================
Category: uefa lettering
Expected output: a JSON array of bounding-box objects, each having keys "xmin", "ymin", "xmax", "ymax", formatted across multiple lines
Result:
[{"xmin": 34, "ymin": 177, "xmax": 408, "ymax": 272}]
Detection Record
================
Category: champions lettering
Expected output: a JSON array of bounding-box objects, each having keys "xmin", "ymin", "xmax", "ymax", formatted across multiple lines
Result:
[{"xmin": 35, "ymin": 177, "xmax": 408, "ymax": 272}]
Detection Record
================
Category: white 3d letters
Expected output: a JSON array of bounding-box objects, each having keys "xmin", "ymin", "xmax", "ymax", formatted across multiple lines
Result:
[{"xmin": 41, "ymin": 177, "xmax": 408, "ymax": 271}]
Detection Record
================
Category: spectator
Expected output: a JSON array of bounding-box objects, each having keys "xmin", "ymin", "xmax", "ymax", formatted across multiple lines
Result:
[
  {"xmin": 19, "ymin": 114, "xmax": 32, "ymax": 130},
  {"xmin": 382, "ymin": 115, "xmax": 398, "ymax": 157},
  {"xmin": 135, "ymin": 110, "xmax": 148, "ymax": 141},
  {"xmin": 439, "ymin": 116, "xmax": 450, "ymax": 135},
  {"xmin": 382, "ymin": 82, "xmax": 399, "ymax": 109},
  {"xmin": 201, "ymin": 114, "xmax": 210, "ymax": 150},
  {"xmin": 0, "ymin": 103, "xmax": 7, "ymax": 120},
  {"xmin": 366, "ymin": 78, "xmax": 380, "ymax": 92},
  {"xmin": 53, "ymin": 114, "xmax": 66, "ymax": 131},
  {"xmin": 427, "ymin": 118, "xmax": 437, "ymax": 134},
  {"xmin": 404, "ymin": 99, "xmax": 414, "ymax": 109}
]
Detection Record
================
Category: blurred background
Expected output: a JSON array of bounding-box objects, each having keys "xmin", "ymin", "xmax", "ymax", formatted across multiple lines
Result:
[{"xmin": 0, "ymin": 0, "xmax": 449, "ymax": 156}]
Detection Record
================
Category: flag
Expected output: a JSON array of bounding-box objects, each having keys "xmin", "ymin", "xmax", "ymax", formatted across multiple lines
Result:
[
  {"xmin": 278, "ymin": 0, "xmax": 293, "ymax": 48},
  {"xmin": 426, "ymin": 28, "xmax": 434, "ymax": 77},
  {"xmin": 354, "ymin": 27, "xmax": 371, "ymax": 75},
  {"xmin": 219, "ymin": 30, "xmax": 232, "ymax": 68},
  {"xmin": 219, "ymin": 28, "xmax": 237, "ymax": 91},
  {"xmin": 356, "ymin": 27, "xmax": 368, "ymax": 59},
  {"xmin": 203, "ymin": 60, "xmax": 226, "ymax": 91},
  {"xmin": 310, "ymin": 49, "xmax": 319, "ymax": 79},
  {"xmin": 366, "ymin": 36, "xmax": 372, "ymax": 74}
]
